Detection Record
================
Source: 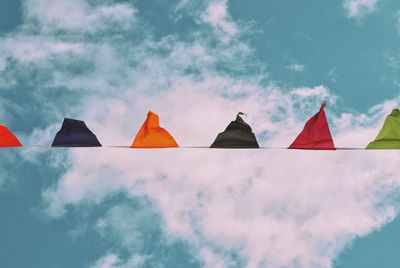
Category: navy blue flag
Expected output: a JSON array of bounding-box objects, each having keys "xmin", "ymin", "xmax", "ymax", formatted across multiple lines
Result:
[{"xmin": 52, "ymin": 118, "xmax": 102, "ymax": 147}]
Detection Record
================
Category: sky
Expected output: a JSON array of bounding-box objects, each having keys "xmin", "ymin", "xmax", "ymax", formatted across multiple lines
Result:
[{"xmin": 1, "ymin": 0, "xmax": 400, "ymax": 267}]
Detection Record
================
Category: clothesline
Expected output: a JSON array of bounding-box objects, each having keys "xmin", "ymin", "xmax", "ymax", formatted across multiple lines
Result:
[
  {"xmin": 5, "ymin": 145, "xmax": 372, "ymax": 150},
  {"xmin": 1, "ymin": 103, "xmax": 400, "ymax": 150}
]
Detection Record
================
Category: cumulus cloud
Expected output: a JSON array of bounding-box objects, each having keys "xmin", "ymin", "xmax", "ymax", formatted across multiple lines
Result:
[
  {"xmin": 43, "ymin": 140, "xmax": 400, "ymax": 268},
  {"xmin": 39, "ymin": 61, "xmax": 400, "ymax": 268},
  {"xmin": 0, "ymin": 56, "xmax": 6, "ymax": 72},
  {"xmin": 91, "ymin": 253, "xmax": 147, "ymax": 268},
  {"xmin": 292, "ymin": 85, "xmax": 330, "ymax": 99},
  {"xmin": 2, "ymin": 36, "xmax": 84, "ymax": 63},
  {"xmin": 202, "ymin": 0, "xmax": 238, "ymax": 37},
  {"xmin": 23, "ymin": 0, "xmax": 136, "ymax": 33},
  {"xmin": 175, "ymin": 0, "xmax": 242, "ymax": 41},
  {"xmin": 91, "ymin": 254, "xmax": 121, "ymax": 268},
  {"xmin": 0, "ymin": 150, "xmax": 22, "ymax": 190},
  {"xmin": 2, "ymin": 0, "xmax": 400, "ymax": 267},
  {"xmin": 287, "ymin": 61, "xmax": 305, "ymax": 72},
  {"xmin": 343, "ymin": 0, "xmax": 379, "ymax": 19},
  {"xmin": 91, "ymin": 253, "xmax": 148, "ymax": 268}
]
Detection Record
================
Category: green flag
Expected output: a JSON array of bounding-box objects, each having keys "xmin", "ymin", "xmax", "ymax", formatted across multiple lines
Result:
[{"xmin": 366, "ymin": 109, "xmax": 400, "ymax": 149}]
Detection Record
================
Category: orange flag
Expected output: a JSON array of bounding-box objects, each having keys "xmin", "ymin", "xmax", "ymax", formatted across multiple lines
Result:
[
  {"xmin": 0, "ymin": 125, "xmax": 22, "ymax": 147},
  {"xmin": 131, "ymin": 111, "xmax": 179, "ymax": 148}
]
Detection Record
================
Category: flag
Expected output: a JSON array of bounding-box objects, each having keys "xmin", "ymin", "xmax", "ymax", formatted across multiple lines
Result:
[{"xmin": 288, "ymin": 102, "xmax": 335, "ymax": 150}]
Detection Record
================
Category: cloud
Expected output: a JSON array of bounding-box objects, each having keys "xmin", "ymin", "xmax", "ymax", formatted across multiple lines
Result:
[
  {"xmin": 91, "ymin": 253, "xmax": 147, "ymax": 268},
  {"xmin": 200, "ymin": 248, "xmax": 229, "ymax": 268},
  {"xmin": 2, "ymin": 36, "xmax": 84, "ymax": 63},
  {"xmin": 91, "ymin": 254, "xmax": 121, "ymax": 268},
  {"xmin": 0, "ymin": 56, "xmax": 6, "ymax": 72},
  {"xmin": 343, "ymin": 0, "xmax": 379, "ymax": 19},
  {"xmin": 39, "ymin": 76, "xmax": 400, "ymax": 268},
  {"xmin": 1, "ymin": 0, "xmax": 400, "ymax": 267},
  {"xmin": 292, "ymin": 86, "xmax": 330, "ymax": 99},
  {"xmin": 89, "ymin": 200, "xmax": 204, "ymax": 267},
  {"xmin": 43, "ymin": 139, "xmax": 400, "ymax": 268},
  {"xmin": 327, "ymin": 67, "xmax": 338, "ymax": 83},
  {"xmin": 201, "ymin": 0, "xmax": 238, "ymax": 37},
  {"xmin": 394, "ymin": 11, "xmax": 400, "ymax": 35},
  {"xmin": 23, "ymin": 0, "xmax": 136, "ymax": 33},
  {"xmin": 175, "ymin": 0, "xmax": 242, "ymax": 41},
  {"xmin": 91, "ymin": 253, "xmax": 148, "ymax": 268},
  {"xmin": 287, "ymin": 61, "xmax": 305, "ymax": 72},
  {"xmin": 0, "ymin": 150, "xmax": 22, "ymax": 190}
]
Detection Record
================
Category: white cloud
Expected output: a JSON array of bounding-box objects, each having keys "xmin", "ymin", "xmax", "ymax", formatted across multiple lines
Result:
[
  {"xmin": 3, "ymin": 36, "xmax": 84, "ymax": 63},
  {"xmin": 40, "ymin": 79, "xmax": 400, "ymax": 268},
  {"xmin": 17, "ymin": 1, "xmax": 400, "ymax": 266},
  {"xmin": 90, "ymin": 253, "xmax": 146, "ymax": 268},
  {"xmin": 201, "ymin": 0, "xmax": 238, "ymax": 38},
  {"xmin": 343, "ymin": 0, "xmax": 379, "ymax": 19},
  {"xmin": 292, "ymin": 85, "xmax": 330, "ymax": 99},
  {"xmin": 91, "ymin": 253, "xmax": 146, "ymax": 268},
  {"xmin": 24, "ymin": 0, "xmax": 136, "ymax": 33},
  {"xmin": 395, "ymin": 11, "xmax": 400, "ymax": 35},
  {"xmin": 328, "ymin": 67, "xmax": 338, "ymax": 83},
  {"xmin": 287, "ymin": 62, "xmax": 305, "ymax": 72},
  {"xmin": 91, "ymin": 254, "xmax": 121, "ymax": 268},
  {"xmin": 43, "ymin": 135, "xmax": 400, "ymax": 268},
  {"xmin": 0, "ymin": 56, "xmax": 6, "ymax": 72},
  {"xmin": 175, "ymin": 0, "xmax": 245, "ymax": 41},
  {"xmin": 200, "ymin": 248, "xmax": 228, "ymax": 268},
  {"xmin": 2, "ymin": 0, "xmax": 400, "ymax": 267}
]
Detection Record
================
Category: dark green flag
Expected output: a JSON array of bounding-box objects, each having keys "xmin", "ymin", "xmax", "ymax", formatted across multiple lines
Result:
[
  {"xmin": 210, "ymin": 113, "xmax": 259, "ymax": 148},
  {"xmin": 367, "ymin": 109, "xmax": 400, "ymax": 149}
]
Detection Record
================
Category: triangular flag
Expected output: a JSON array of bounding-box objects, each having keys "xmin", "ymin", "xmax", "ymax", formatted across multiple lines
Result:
[
  {"xmin": 0, "ymin": 125, "xmax": 22, "ymax": 147},
  {"xmin": 52, "ymin": 118, "xmax": 102, "ymax": 147},
  {"xmin": 366, "ymin": 109, "xmax": 400, "ymax": 149},
  {"xmin": 131, "ymin": 111, "xmax": 179, "ymax": 148},
  {"xmin": 210, "ymin": 113, "xmax": 259, "ymax": 148},
  {"xmin": 288, "ymin": 102, "xmax": 335, "ymax": 150}
]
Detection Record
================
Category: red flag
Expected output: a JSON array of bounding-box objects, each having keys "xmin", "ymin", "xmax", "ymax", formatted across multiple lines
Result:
[
  {"xmin": 288, "ymin": 102, "xmax": 335, "ymax": 150},
  {"xmin": 0, "ymin": 125, "xmax": 22, "ymax": 147}
]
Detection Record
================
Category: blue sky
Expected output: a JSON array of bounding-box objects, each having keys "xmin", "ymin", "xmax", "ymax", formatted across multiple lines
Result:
[
  {"xmin": 1, "ymin": 0, "xmax": 400, "ymax": 267},
  {"xmin": 230, "ymin": 0, "xmax": 400, "ymax": 111}
]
